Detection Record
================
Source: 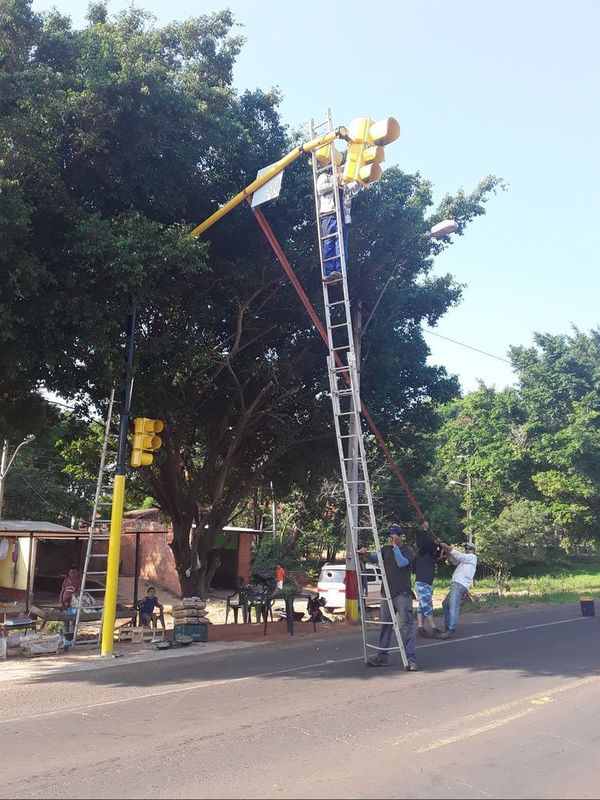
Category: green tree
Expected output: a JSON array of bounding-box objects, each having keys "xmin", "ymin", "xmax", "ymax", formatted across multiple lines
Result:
[
  {"xmin": 510, "ymin": 328, "xmax": 600, "ymax": 546},
  {"xmin": 433, "ymin": 386, "xmax": 530, "ymax": 537},
  {"xmin": 477, "ymin": 499, "xmax": 555, "ymax": 579}
]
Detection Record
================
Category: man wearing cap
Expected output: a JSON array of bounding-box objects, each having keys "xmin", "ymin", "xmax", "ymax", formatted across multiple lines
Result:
[
  {"xmin": 358, "ymin": 524, "xmax": 418, "ymax": 671},
  {"xmin": 438, "ymin": 541, "xmax": 478, "ymax": 638}
]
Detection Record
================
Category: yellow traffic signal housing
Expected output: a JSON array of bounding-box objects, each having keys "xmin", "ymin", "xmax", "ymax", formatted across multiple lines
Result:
[
  {"xmin": 342, "ymin": 117, "xmax": 401, "ymax": 186},
  {"xmin": 130, "ymin": 418, "xmax": 164, "ymax": 467},
  {"xmin": 316, "ymin": 143, "xmax": 343, "ymax": 166}
]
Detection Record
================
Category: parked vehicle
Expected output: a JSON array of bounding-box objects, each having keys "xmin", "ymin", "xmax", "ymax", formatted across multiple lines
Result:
[{"xmin": 317, "ymin": 561, "xmax": 382, "ymax": 611}]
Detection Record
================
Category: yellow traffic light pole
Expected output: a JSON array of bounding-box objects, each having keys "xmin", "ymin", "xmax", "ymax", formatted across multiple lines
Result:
[
  {"xmin": 190, "ymin": 127, "xmax": 348, "ymax": 238},
  {"xmin": 101, "ymin": 301, "xmax": 137, "ymax": 657}
]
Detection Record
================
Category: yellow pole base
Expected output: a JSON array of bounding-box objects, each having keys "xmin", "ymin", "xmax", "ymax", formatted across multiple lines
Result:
[
  {"xmin": 100, "ymin": 473, "xmax": 126, "ymax": 656},
  {"xmin": 345, "ymin": 598, "xmax": 360, "ymax": 623}
]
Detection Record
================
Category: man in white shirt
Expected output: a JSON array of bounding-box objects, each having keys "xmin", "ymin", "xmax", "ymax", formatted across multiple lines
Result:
[{"xmin": 438, "ymin": 542, "xmax": 477, "ymax": 638}]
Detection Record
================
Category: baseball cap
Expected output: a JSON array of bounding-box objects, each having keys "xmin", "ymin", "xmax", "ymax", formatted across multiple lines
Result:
[
  {"xmin": 464, "ymin": 542, "xmax": 476, "ymax": 551},
  {"xmin": 388, "ymin": 524, "xmax": 404, "ymax": 535}
]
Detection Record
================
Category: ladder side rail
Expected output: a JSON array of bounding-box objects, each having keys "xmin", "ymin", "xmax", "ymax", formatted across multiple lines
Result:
[
  {"xmin": 74, "ymin": 387, "xmax": 116, "ymax": 638},
  {"xmin": 345, "ymin": 357, "xmax": 409, "ymax": 667}
]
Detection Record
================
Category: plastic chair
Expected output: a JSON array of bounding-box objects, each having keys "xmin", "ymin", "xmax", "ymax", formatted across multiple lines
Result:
[{"xmin": 225, "ymin": 580, "xmax": 251, "ymax": 624}]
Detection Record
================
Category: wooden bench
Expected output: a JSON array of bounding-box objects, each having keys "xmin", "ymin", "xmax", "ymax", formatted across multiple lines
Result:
[{"xmin": 116, "ymin": 626, "xmax": 165, "ymax": 643}]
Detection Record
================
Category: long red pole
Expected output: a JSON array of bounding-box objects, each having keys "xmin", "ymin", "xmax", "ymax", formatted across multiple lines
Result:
[{"xmin": 249, "ymin": 201, "xmax": 426, "ymax": 521}]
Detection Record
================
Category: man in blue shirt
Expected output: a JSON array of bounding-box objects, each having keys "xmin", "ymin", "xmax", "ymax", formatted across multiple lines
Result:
[
  {"xmin": 358, "ymin": 524, "xmax": 418, "ymax": 671},
  {"xmin": 139, "ymin": 587, "xmax": 165, "ymax": 631}
]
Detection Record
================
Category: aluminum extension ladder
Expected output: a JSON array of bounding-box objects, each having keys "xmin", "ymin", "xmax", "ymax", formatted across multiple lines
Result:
[
  {"xmin": 72, "ymin": 387, "xmax": 118, "ymax": 646},
  {"xmin": 309, "ymin": 110, "xmax": 408, "ymax": 668}
]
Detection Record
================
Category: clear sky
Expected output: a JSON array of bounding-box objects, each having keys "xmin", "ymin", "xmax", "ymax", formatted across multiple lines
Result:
[{"xmin": 31, "ymin": 0, "xmax": 600, "ymax": 393}]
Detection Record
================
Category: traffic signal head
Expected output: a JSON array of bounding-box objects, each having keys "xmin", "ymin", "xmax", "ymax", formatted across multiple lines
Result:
[
  {"xmin": 341, "ymin": 117, "xmax": 401, "ymax": 186},
  {"xmin": 130, "ymin": 418, "xmax": 164, "ymax": 467},
  {"xmin": 316, "ymin": 143, "xmax": 343, "ymax": 167}
]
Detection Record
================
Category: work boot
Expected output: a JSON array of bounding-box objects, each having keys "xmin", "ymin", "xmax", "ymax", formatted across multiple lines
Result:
[
  {"xmin": 367, "ymin": 655, "xmax": 389, "ymax": 667},
  {"xmin": 323, "ymin": 271, "xmax": 342, "ymax": 284},
  {"xmin": 405, "ymin": 661, "xmax": 419, "ymax": 671},
  {"xmin": 417, "ymin": 628, "xmax": 433, "ymax": 639},
  {"xmin": 437, "ymin": 629, "xmax": 455, "ymax": 639}
]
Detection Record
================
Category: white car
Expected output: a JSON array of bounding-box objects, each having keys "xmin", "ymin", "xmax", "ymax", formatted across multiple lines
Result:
[{"xmin": 317, "ymin": 561, "xmax": 382, "ymax": 611}]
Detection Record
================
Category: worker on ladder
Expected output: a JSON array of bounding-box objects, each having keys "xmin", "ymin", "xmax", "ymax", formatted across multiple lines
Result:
[
  {"xmin": 359, "ymin": 524, "xmax": 418, "ymax": 671},
  {"xmin": 317, "ymin": 167, "xmax": 359, "ymax": 283}
]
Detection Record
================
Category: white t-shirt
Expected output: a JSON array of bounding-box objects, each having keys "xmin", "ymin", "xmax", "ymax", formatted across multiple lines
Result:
[
  {"xmin": 449, "ymin": 548, "xmax": 477, "ymax": 589},
  {"xmin": 317, "ymin": 173, "xmax": 335, "ymax": 214}
]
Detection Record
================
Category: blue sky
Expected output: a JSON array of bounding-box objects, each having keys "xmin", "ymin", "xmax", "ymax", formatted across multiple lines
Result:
[{"xmin": 32, "ymin": 0, "xmax": 600, "ymax": 393}]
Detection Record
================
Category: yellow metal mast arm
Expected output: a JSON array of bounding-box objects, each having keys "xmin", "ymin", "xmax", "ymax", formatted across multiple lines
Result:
[{"xmin": 189, "ymin": 126, "xmax": 348, "ymax": 238}]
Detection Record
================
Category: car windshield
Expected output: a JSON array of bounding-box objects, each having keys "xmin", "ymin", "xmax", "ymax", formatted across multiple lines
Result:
[{"xmin": 320, "ymin": 568, "xmax": 345, "ymax": 583}]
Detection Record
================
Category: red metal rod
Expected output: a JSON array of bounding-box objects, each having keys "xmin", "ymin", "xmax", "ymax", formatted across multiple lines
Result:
[{"xmin": 250, "ymin": 201, "xmax": 425, "ymax": 521}]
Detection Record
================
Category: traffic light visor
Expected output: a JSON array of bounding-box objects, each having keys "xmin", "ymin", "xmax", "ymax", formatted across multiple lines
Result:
[
  {"xmin": 134, "ymin": 417, "xmax": 164, "ymax": 435},
  {"xmin": 316, "ymin": 144, "xmax": 343, "ymax": 166},
  {"xmin": 368, "ymin": 118, "xmax": 400, "ymax": 146}
]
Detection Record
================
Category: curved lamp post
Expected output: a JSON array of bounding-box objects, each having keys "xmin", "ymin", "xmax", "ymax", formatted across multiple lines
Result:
[{"xmin": 0, "ymin": 434, "xmax": 36, "ymax": 519}]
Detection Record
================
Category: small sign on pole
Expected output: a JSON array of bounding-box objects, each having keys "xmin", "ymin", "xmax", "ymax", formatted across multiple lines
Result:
[{"xmin": 251, "ymin": 164, "xmax": 284, "ymax": 208}]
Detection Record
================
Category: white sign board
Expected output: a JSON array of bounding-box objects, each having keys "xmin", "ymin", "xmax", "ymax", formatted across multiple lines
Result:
[{"xmin": 251, "ymin": 165, "xmax": 284, "ymax": 208}]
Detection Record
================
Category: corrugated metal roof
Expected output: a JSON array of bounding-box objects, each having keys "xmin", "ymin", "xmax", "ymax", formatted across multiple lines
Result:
[{"xmin": 0, "ymin": 520, "xmax": 82, "ymax": 536}]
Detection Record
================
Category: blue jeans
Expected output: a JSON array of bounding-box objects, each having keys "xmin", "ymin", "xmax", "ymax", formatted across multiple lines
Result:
[
  {"xmin": 377, "ymin": 592, "xmax": 416, "ymax": 663},
  {"xmin": 442, "ymin": 581, "xmax": 468, "ymax": 632},
  {"xmin": 320, "ymin": 212, "xmax": 348, "ymax": 275}
]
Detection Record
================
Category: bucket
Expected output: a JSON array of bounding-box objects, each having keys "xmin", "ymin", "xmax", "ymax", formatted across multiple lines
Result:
[{"xmin": 579, "ymin": 597, "xmax": 595, "ymax": 617}]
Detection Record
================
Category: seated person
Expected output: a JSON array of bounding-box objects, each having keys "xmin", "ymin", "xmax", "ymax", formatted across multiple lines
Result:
[
  {"xmin": 58, "ymin": 565, "xmax": 82, "ymax": 647},
  {"xmin": 139, "ymin": 587, "xmax": 165, "ymax": 630},
  {"xmin": 59, "ymin": 565, "xmax": 82, "ymax": 610}
]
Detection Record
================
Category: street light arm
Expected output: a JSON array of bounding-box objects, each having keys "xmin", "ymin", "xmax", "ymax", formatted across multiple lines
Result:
[
  {"xmin": 361, "ymin": 220, "xmax": 458, "ymax": 339},
  {"xmin": 2, "ymin": 435, "xmax": 35, "ymax": 477},
  {"xmin": 362, "ymin": 259, "xmax": 407, "ymax": 338}
]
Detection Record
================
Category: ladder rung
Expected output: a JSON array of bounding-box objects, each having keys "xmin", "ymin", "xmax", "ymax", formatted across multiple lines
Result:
[
  {"xmin": 85, "ymin": 571, "xmax": 108, "ymax": 576},
  {"xmin": 83, "ymin": 587, "xmax": 106, "ymax": 592},
  {"xmin": 330, "ymin": 322, "xmax": 349, "ymax": 330},
  {"xmin": 327, "ymin": 300, "xmax": 348, "ymax": 308},
  {"xmin": 332, "ymin": 345, "xmax": 350, "ymax": 352}
]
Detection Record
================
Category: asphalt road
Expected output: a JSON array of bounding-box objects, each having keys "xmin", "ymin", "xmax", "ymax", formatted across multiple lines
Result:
[{"xmin": 2, "ymin": 603, "xmax": 600, "ymax": 799}]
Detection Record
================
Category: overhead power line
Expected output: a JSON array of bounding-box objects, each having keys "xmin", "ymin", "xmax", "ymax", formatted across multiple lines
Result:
[{"xmin": 423, "ymin": 328, "xmax": 512, "ymax": 364}]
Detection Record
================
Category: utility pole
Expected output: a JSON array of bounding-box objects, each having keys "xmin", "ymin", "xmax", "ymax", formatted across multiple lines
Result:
[
  {"xmin": 466, "ymin": 472, "xmax": 473, "ymax": 545},
  {"xmin": 101, "ymin": 300, "xmax": 136, "ymax": 657},
  {"xmin": 0, "ymin": 435, "xmax": 35, "ymax": 519}
]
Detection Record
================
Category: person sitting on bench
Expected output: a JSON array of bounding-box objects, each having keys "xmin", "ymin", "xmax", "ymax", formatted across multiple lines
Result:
[{"xmin": 139, "ymin": 587, "xmax": 165, "ymax": 630}]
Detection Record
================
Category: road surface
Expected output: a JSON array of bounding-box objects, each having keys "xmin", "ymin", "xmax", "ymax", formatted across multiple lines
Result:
[{"xmin": 1, "ymin": 603, "xmax": 599, "ymax": 799}]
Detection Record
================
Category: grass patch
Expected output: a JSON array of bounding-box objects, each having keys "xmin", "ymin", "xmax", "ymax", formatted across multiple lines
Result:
[{"xmin": 433, "ymin": 559, "xmax": 600, "ymax": 612}]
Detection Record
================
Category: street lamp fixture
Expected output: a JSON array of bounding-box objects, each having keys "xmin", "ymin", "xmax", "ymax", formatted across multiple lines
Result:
[
  {"xmin": 429, "ymin": 219, "xmax": 459, "ymax": 238},
  {"xmin": 0, "ymin": 434, "xmax": 36, "ymax": 519}
]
